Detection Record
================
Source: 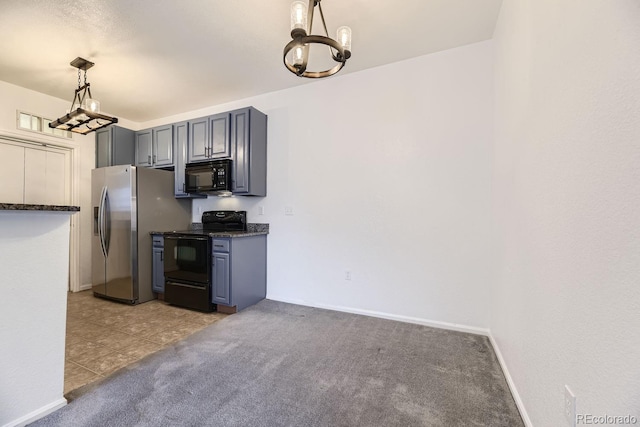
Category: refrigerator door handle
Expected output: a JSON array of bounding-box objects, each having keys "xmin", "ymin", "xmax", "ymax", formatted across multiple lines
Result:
[
  {"xmin": 103, "ymin": 187, "xmax": 111, "ymax": 255},
  {"xmin": 98, "ymin": 186, "xmax": 107, "ymax": 257}
]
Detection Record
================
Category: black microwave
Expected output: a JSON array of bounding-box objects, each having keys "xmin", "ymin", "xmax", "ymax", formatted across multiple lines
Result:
[{"xmin": 185, "ymin": 159, "xmax": 232, "ymax": 194}]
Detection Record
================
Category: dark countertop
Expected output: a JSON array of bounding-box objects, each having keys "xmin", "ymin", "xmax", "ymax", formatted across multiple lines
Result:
[
  {"xmin": 0, "ymin": 203, "xmax": 80, "ymax": 212},
  {"xmin": 151, "ymin": 223, "xmax": 268, "ymax": 238}
]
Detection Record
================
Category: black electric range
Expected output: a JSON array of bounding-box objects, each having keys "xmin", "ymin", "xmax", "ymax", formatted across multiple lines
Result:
[{"xmin": 163, "ymin": 211, "xmax": 246, "ymax": 312}]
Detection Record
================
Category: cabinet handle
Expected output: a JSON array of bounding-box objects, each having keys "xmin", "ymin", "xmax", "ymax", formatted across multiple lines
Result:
[
  {"xmin": 153, "ymin": 155, "xmax": 156, "ymax": 163},
  {"xmin": 148, "ymin": 155, "xmax": 151, "ymax": 164},
  {"xmin": 160, "ymin": 252, "xmax": 163, "ymax": 261},
  {"xmin": 182, "ymin": 183, "xmax": 186, "ymax": 192}
]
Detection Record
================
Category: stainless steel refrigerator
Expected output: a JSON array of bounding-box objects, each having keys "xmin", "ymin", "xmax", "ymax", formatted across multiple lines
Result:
[{"xmin": 92, "ymin": 165, "xmax": 191, "ymax": 304}]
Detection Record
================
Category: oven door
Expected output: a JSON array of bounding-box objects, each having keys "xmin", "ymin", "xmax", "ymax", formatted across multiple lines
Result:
[
  {"xmin": 163, "ymin": 235, "xmax": 209, "ymax": 285},
  {"xmin": 163, "ymin": 235, "xmax": 212, "ymax": 312}
]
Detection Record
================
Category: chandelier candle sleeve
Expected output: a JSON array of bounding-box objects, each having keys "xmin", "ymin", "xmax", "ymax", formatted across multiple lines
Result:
[
  {"xmin": 291, "ymin": 1, "xmax": 308, "ymax": 34},
  {"xmin": 337, "ymin": 26, "xmax": 352, "ymax": 51}
]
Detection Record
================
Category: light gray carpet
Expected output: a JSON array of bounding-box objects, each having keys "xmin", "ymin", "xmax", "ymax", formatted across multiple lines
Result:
[{"xmin": 31, "ymin": 300, "xmax": 523, "ymax": 426}]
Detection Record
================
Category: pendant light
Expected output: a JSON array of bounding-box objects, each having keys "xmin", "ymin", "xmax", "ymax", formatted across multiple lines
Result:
[
  {"xmin": 49, "ymin": 57, "xmax": 118, "ymax": 135},
  {"xmin": 283, "ymin": 0, "xmax": 352, "ymax": 78}
]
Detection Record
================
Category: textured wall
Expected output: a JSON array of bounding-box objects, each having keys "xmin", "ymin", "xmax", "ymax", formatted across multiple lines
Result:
[
  {"xmin": 491, "ymin": 0, "xmax": 640, "ymax": 425},
  {"xmin": 142, "ymin": 41, "xmax": 495, "ymax": 331}
]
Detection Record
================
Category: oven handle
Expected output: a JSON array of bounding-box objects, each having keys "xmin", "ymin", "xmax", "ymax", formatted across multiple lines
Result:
[
  {"xmin": 166, "ymin": 280, "xmax": 207, "ymax": 290},
  {"xmin": 164, "ymin": 235, "xmax": 209, "ymax": 241}
]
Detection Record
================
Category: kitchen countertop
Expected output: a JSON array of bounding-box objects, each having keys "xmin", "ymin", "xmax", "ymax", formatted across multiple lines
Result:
[
  {"xmin": 0, "ymin": 203, "xmax": 80, "ymax": 212},
  {"xmin": 151, "ymin": 223, "xmax": 268, "ymax": 238}
]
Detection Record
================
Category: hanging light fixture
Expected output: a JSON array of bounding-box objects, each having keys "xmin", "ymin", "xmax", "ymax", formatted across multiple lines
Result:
[
  {"xmin": 49, "ymin": 57, "xmax": 118, "ymax": 135},
  {"xmin": 283, "ymin": 0, "xmax": 352, "ymax": 78}
]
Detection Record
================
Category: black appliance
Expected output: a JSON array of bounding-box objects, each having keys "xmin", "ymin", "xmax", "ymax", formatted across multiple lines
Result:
[
  {"xmin": 185, "ymin": 159, "xmax": 232, "ymax": 194},
  {"xmin": 163, "ymin": 211, "xmax": 247, "ymax": 312}
]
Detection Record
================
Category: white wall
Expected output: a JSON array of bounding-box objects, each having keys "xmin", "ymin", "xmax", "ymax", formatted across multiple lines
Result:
[
  {"xmin": 141, "ymin": 41, "xmax": 495, "ymax": 331},
  {"xmin": 491, "ymin": 1, "xmax": 640, "ymax": 426},
  {"xmin": 0, "ymin": 211, "xmax": 73, "ymax": 426}
]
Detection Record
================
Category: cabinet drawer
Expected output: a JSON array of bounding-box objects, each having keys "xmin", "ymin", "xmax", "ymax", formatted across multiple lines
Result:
[
  {"xmin": 152, "ymin": 236, "xmax": 164, "ymax": 247},
  {"xmin": 211, "ymin": 239, "xmax": 229, "ymax": 253}
]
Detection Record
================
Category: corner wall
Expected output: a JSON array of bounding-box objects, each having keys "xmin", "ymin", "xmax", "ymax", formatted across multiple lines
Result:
[
  {"xmin": 491, "ymin": 1, "xmax": 640, "ymax": 425},
  {"xmin": 142, "ymin": 41, "xmax": 495, "ymax": 331}
]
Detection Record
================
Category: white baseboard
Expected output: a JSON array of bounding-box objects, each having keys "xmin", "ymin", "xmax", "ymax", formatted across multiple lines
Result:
[
  {"xmin": 266, "ymin": 295, "xmax": 490, "ymax": 336},
  {"xmin": 2, "ymin": 398, "xmax": 66, "ymax": 427},
  {"xmin": 78, "ymin": 283, "xmax": 92, "ymax": 292},
  {"xmin": 488, "ymin": 333, "xmax": 533, "ymax": 427}
]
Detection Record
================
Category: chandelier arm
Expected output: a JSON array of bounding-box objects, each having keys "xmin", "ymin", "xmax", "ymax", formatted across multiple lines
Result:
[
  {"xmin": 283, "ymin": 35, "xmax": 347, "ymax": 78},
  {"xmin": 317, "ymin": 1, "xmax": 342, "ymax": 62}
]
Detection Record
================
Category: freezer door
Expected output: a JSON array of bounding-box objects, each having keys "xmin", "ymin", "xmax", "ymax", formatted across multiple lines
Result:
[
  {"xmin": 104, "ymin": 165, "xmax": 136, "ymax": 302},
  {"xmin": 91, "ymin": 168, "xmax": 107, "ymax": 296}
]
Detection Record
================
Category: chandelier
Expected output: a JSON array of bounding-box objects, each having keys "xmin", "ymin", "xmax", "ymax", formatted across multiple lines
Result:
[
  {"xmin": 283, "ymin": 0, "xmax": 352, "ymax": 78},
  {"xmin": 49, "ymin": 57, "xmax": 118, "ymax": 135}
]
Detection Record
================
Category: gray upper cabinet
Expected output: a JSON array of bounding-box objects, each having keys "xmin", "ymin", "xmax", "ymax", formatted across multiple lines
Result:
[
  {"xmin": 135, "ymin": 125, "xmax": 174, "ymax": 168},
  {"xmin": 95, "ymin": 125, "xmax": 135, "ymax": 168},
  {"xmin": 210, "ymin": 113, "xmax": 230, "ymax": 158},
  {"xmin": 174, "ymin": 121, "xmax": 205, "ymax": 198},
  {"xmin": 135, "ymin": 129, "xmax": 153, "ymax": 167},
  {"xmin": 230, "ymin": 107, "xmax": 267, "ymax": 196},
  {"xmin": 153, "ymin": 125, "xmax": 174, "ymax": 167},
  {"xmin": 187, "ymin": 112, "xmax": 230, "ymax": 163},
  {"xmin": 187, "ymin": 117, "xmax": 208, "ymax": 162}
]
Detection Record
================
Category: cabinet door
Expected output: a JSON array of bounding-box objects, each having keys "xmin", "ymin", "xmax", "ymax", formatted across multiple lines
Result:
[
  {"xmin": 188, "ymin": 117, "xmax": 209, "ymax": 163},
  {"xmin": 135, "ymin": 130, "xmax": 153, "ymax": 167},
  {"xmin": 0, "ymin": 143, "xmax": 25, "ymax": 203},
  {"xmin": 174, "ymin": 121, "xmax": 188, "ymax": 197},
  {"xmin": 231, "ymin": 109, "xmax": 250, "ymax": 193},
  {"xmin": 152, "ymin": 247, "xmax": 165, "ymax": 293},
  {"xmin": 95, "ymin": 127, "xmax": 112, "ymax": 168},
  {"xmin": 153, "ymin": 125, "xmax": 174, "ymax": 167},
  {"xmin": 211, "ymin": 252, "xmax": 230, "ymax": 305},
  {"xmin": 210, "ymin": 113, "xmax": 231, "ymax": 158}
]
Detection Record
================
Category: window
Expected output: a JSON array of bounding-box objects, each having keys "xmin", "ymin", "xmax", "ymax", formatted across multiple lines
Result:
[{"xmin": 17, "ymin": 111, "xmax": 72, "ymax": 139}]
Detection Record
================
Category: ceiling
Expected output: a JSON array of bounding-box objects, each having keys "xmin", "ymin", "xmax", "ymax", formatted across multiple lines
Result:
[{"xmin": 0, "ymin": 0, "xmax": 503, "ymax": 123}]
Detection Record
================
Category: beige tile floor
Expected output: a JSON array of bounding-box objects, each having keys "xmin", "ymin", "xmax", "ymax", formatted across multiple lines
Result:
[{"xmin": 65, "ymin": 290, "xmax": 226, "ymax": 395}]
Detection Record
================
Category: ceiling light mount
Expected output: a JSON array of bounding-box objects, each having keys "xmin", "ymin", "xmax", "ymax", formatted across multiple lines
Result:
[
  {"xmin": 283, "ymin": 0, "xmax": 352, "ymax": 78},
  {"xmin": 49, "ymin": 57, "xmax": 118, "ymax": 135}
]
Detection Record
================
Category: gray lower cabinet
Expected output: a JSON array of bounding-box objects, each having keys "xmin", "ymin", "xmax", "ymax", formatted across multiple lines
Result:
[
  {"xmin": 95, "ymin": 125, "xmax": 135, "ymax": 168},
  {"xmin": 136, "ymin": 125, "xmax": 174, "ymax": 168},
  {"xmin": 152, "ymin": 235, "xmax": 165, "ymax": 293},
  {"xmin": 211, "ymin": 235, "xmax": 267, "ymax": 311}
]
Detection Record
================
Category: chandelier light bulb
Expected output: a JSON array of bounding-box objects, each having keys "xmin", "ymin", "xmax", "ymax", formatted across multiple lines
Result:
[
  {"xmin": 291, "ymin": 1, "xmax": 307, "ymax": 32},
  {"xmin": 83, "ymin": 98, "xmax": 100, "ymax": 113},
  {"xmin": 337, "ymin": 26, "xmax": 352, "ymax": 52},
  {"xmin": 293, "ymin": 45, "xmax": 305, "ymax": 66}
]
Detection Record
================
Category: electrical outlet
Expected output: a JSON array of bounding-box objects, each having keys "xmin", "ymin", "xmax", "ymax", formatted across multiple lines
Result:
[
  {"xmin": 564, "ymin": 385, "xmax": 576, "ymax": 427},
  {"xmin": 285, "ymin": 206, "xmax": 294, "ymax": 216},
  {"xmin": 258, "ymin": 206, "xmax": 264, "ymax": 215},
  {"xmin": 345, "ymin": 270, "xmax": 351, "ymax": 280}
]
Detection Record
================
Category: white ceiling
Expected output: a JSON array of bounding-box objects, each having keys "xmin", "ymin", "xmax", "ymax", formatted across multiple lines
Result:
[{"xmin": 0, "ymin": 0, "xmax": 503, "ymax": 123}]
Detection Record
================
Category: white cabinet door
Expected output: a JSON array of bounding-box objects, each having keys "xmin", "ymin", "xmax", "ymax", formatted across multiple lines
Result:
[
  {"xmin": 24, "ymin": 149, "xmax": 46, "ymax": 204},
  {"xmin": 45, "ymin": 151, "xmax": 67, "ymax": 205},
  {"xmin": 1, "ymin": 141, "xmax": 70, "ymax": 205},
  {"xmin": 0, "ymin": 144, "xmax": 25, "ymax": 203},
  {"xmin": 24, "ymin": 149, "xmax": 67, "ymax": 205}
]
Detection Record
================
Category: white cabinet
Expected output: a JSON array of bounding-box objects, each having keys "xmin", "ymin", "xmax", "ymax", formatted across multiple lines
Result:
[
  {"xmin": 0, "ymin": 144, "xmax": 25, "ymax": 203},
  {"xmin": 0, "ymin": 141, "xmax": 69, "ymax": 205}
]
